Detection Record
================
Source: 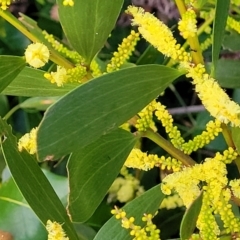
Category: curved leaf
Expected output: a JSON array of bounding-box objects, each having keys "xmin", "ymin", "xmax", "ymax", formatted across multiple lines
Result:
[
  {"xmin": 57, "ymin": 0, "xmax": 124, "ymax": 64},
  {"xmin": 68, "ymin": 129, "xmax": 136, "ymax": 222},
  {"xmin": 180, "ymin": 191, "xmax": 203, "ymax": 240},
  {"xmin": 94, "ymin": 184, "xmax": 165, "ymax": 240},
  {"xmin": 37, "ymin": 65, "xmax": 183, "ymax": 161},
  {"xmin": 0, "ymin": 56, "xmax": 25, "ymax": 93},
  {"xmin": 0, "ymin": 118, "xmax": 79, "ymax": 240}
]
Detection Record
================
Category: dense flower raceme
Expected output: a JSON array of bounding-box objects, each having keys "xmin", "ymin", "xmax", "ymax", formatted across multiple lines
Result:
[
  {"xmin": 107, "ymin": 30, "xmax": 140, "ymax": 73},
  {"xmin": 161, "ymin": 148, "xmax": 240, "ymax": 238},
  {"xmin": 127, "ymin": 6, "xmax": 240, "ymax": 127},
  {"xmin": 46, "ymin": 220, "xmax": 69, "ymax": 240}
]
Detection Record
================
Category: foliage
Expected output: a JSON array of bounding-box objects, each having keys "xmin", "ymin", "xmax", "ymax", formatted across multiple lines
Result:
[{"xmin": 1, "ymin": 0, "xmax": 240, "ymax": 240}]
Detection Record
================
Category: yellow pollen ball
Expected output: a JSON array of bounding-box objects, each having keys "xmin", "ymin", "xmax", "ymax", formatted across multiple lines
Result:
[{"xmin": 25, "ymin": 42, "xmax": 50, "ymax": 68}]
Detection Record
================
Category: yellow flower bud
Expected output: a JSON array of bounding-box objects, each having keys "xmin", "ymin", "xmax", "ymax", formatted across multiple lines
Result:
[{"xmin": 25, "ymin": 43, "xmax": 50, "ymax": 68}]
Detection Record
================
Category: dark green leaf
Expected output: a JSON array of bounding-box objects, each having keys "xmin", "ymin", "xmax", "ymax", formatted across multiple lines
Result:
[
  {"xmin": 0, "ymin": 118, "xmax": 79, "ymax": 240},
  {"xmin": 68, "ymin": 129, "xmax": 136, "ymax": 222},
  {"xmin": 180, "ymin": 191, "xmax": 203, "ymax": 240},
  {"xmin": 0, "ymin": 56, "xmax": 25, "ymax": 93},
  {"xmin": 2, "ymin": 67, "xmax": 77, "ymax": 97},
  {"xmin": 94, "ymin": 184, "xmax": 165, "ymax": 240},
  {"xmin": 56, "ymin": 0, "xmax": 124, "ymax": 64},
  {"xmin": 37, "ymin": 65, "xmax": 183, "ymax": 161},
  {"xmin": 211, "ymin": 0, "xmax": 230, "ymax": 76},
  {"xmin": 214, "ymin": 59, "xmax": 240, "ymax": 89}
]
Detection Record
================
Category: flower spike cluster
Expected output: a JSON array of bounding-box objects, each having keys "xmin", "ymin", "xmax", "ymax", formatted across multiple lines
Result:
[
  {"xmin": 111, "ymin": 207, "xmax": 160, "ymax": 240},
  {"xmin": 185, "ymin": 63, "xmax": 240, "ymax": 126},
  {"xmin": 125, "ymin": 148, "xmax": 182, "ymax": 172},
  {"xmin": 107, "ymin": 30, "xmax": 140, "ymax": 73},
  {"xmin": 136, "ymin": 100, "xmax": 158, "ymax": 132},
  {"xmin": 126, "ymin": 6, "xmax": 192, "ymax": 63}
]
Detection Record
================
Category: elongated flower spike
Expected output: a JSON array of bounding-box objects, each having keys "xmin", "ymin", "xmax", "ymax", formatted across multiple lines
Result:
[
  {"xmin": 126, "ymin": 6, "xmax": 192, "ymax": 63},
  {"xmin": 107, "ymin": 30, "xmax": 140, "ymax": 73}
]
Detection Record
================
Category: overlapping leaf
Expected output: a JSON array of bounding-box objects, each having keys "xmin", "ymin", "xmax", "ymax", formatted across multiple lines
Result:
[
  {"xmin": 37, "ymin": 65, "xmax": 183, "ymax": 161},
  {"xmin": 68, "ymin": 129, "xmax": 136, "ymax": 222}
]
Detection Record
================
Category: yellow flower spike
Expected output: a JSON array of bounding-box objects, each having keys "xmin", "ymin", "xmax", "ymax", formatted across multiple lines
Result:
[
  {"xmin": 178, "ymin": 8, "xmax": 197, "ymax": 39},
  {"xmin": 126, "ymin": 6, "xmax": 192, "ymax": 63},
  {"xmin": 18, "ymin": 127, "xmax": 38, "ymax": 155},
  {"xmin": 200, "ymin": 36, "xmax": 212, "ymax": 51},
  {"xmin": 136, "ymin": 100, "xmax": 158, "ymax": 132},
  {"xmin": 155, "ymin": 102, "xmax": 185, "ymax": 149},
  {"xmin": 227, "ymin": 16, "xmax": 240, "ymax": 34},
  {"xmin": 43, "ymin": 31, "xmax": 85, "ymax": 64},
  {"xmin": 197, "ymin": 191, "xmax": 220, "ymax": 240},
  {"xmin": 25, "ymin": 42, "xmax": 50, "ymax": 68},
  {"xmin": 107, "ymin": 30, "xmax": 140, "ymax": 73},
  {"xmin": 229, "ymin": 179, "xmax": 240, "ymax": 198},
  {"xmin": 0, "ymin": 0, "xmax": 14, "ymax": 10},
  {"xmin": 63, "ymin": 0, "xmax": 74, "ymax": 6},
  {"xmin": 46, "ymin": 220, "xmax": 69, "ymax": 240},
  {"xmin": 90, "ymin": 60, "xmax": 102, "ymax": 77},
  {"xmin": 186, "ymin": 63, "xmax": 240, "ymax": 127},
  {"xmin": 181, "ymin": 119, "xmax": 222, "ymax": 155}
]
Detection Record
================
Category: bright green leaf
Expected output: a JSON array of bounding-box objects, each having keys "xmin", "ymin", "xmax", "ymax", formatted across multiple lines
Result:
[
  {"xmin": 211, "ymin": 0, "xmax": 230, "ymax": 76},
  {"xmin": 0, "ymin": 118, "xmax": 79, "ymax": 240},
  {"xmin": 56, "ymin": 0, "xmax": 123, "ymax": 64},
  {"xmin": 0, "ymin": 56, "xmax": 25, "ymax": 93},
  {"xmin": 0, "ymin": 178, "xmax": 47, "ymax": 240},
  {"xmin": 68, "ymin": 129, "xmax": 136, "ymax": 222},
  {"xmin": 37, "ymin": 65, "xmax": 183, "ymax": 161},
  {"xmin": 180, "ymin": 191, "xmax": 203, "ymax": 240},
  {"xmin": 2, "ymin": 67, "xmax": 77, "ymax": 97},
  {"xmin": 94, "ymin": 184, "xmax": 165, "ymax": 240}
]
